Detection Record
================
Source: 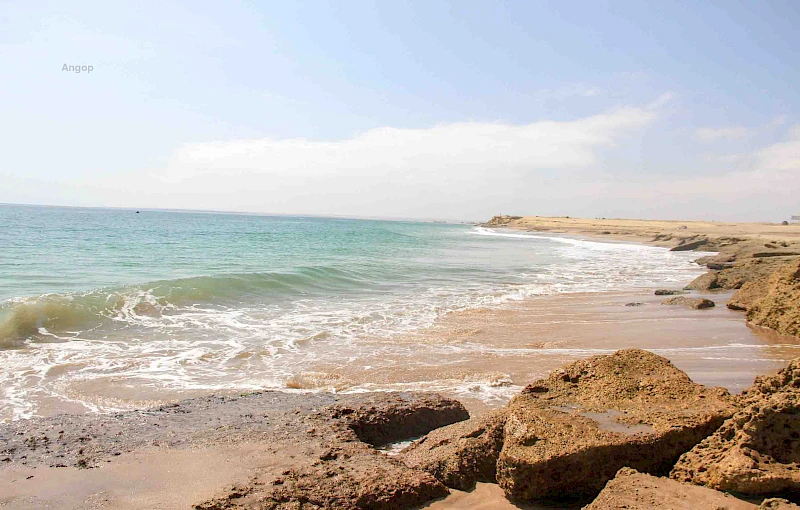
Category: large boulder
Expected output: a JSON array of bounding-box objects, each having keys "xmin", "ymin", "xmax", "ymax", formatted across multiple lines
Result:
[
  {"xmin": 583, "ymin": 467, "xmax": 759, "ymax": 510},
  {"xmin": 686, "ymin": 258, "xmax": 793, "ymax": 291},
  {"xmin": 671, "ymin": 358, "xmax": 800, "ymax": 500},
  {"xmin": 744, "ymin": 260, "xmax": 800, "ymax": 338},
  {"xmin": 400, "ymin": 409, "xmax": 507, "ymax": 490},
  {"xmin": 495, "ymin": 349, "xmax": 735, "ymax": 501},
  {"xmin": 728, "ymin": 276, "xmax": 771, "ymax": 311}
]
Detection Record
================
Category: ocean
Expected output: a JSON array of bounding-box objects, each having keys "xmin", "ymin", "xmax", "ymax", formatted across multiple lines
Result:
[{"xmin": 0, "ymin": 204, "xmax": 709, "ymax": 420}]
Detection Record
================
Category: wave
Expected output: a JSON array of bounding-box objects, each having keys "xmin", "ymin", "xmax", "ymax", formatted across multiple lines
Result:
[{"xmin": 0, "ymin": 267, "xmax": 375, "ymax": 348}]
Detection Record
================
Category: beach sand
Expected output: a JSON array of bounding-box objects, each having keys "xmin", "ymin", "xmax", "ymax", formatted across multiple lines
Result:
[
  {"xmin": 307, "ymin": 288, "xmax": 799, "ymax": 415},
  {"xmin": 483, "ymin": 215, "xmax": 800, "ymax": 246},
  {"xmin": 3, "ymin": 219, "xmax": 799, "ymax": 508}
]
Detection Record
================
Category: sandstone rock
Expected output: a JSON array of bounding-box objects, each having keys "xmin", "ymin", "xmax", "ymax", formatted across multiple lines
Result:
[
  {"xmin": 687, "ymin": 258, "xmax": 798, "ymax": 291},
  {"xmin": 753, "ymin": 252, "xmax": 800, "ymax": 258},
  {"xmin": 583, "ymin": 467, "xmax": 757, "ymax": 510},
  {"xmin": 761, "ymin": 499, "xmax": 800, "ymax": 509},
  {"xmin": 0, "ymin": 391, "xmax": 467, "ymax": 509},
  {"xmin": 744, "ymin": 260, "xmax": 800, "ymax": 338},
  {"xmin": 661, "ymin": 296, "xmax": 715, "ymax": 309},
  {"xmin": 742, "ymin": 357, "xmax": 800, "ymax": 399},
  {"xmin": 728, "ymin": 276, "xmax": 771, "ymax": 311},
  {"xmin": 671, "ymin": 238, "xmax": 709, "ymax": 251},
  {"xmin": 320, "ymin": 393, "xmax": 469, "ymax": 446},
  {"xmin": 494, "ymin": 349, "xmax": 734, "ymax": 501},
  {"xmin": 245, "ymin": 446, "xmax": 450, "ymax": 510},
  {"xmin": 671, "ymin": 358, "xmax": 800, "ymax": 501},
  {"xmin": 400, "ymin": 409, "xmax": 507, "ymax": 490},
  {"xmin": 655, "ymin": 289, "xmax": 688, "ymax": 296},
  {"xmin": 685, "ymin": 271, "xmax": 721, "ymax": 290}
]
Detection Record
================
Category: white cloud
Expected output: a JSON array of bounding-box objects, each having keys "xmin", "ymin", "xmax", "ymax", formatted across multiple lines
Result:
[
  {"xmin": 144, "ymin": 106, "xmax": 655, "ymax": 219},
  {"xmin": 161, "ymin": 107, "xmax": 654, "ymax": 183},
  {"xmin": 695, "ymin": 126, "xmax": 749, "ymax": 143}
]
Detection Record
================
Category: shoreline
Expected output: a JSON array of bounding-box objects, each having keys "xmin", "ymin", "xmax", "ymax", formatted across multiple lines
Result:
[
  {"xmin": 1, "ymin": 216, "xmax": 798, "ymax": 508},
  {"xmin": 4, "ymin": 225, "xmax": 795, "ymax": 421}
]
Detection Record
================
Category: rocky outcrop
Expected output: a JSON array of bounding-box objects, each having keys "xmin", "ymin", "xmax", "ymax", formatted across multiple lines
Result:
[
  {"xmin": 655, "ymin": 289, "xmax": 687, "ymax": 296},
  {"xmin": 219, "ymin": 445, "xmax": 450, "ymax": 510},
  {"xmin": 494, "ymin": 349, "xmax": 734, "ymax": 501},
  {"xmin": 319, "ymin": 393, "xmax": 469, "ymax": 446},
  {"xmin": 661, "ymin": 296, "xmax": 715, "ymax": 309},
  {"xmin": 744, "ymin": 261, "xmax": 800, "ymax": 338},
  {"xmin": 761, "ymin": 499, "xmax": 800, "ymax": 509},
  {"xmin": 686, "ymin": 258, "xmax": 792, "ymax": 291},
  {"xmin": 401, "ymin": 350, "xmax": 736, "ymax": 503},
  {"xmin": 671, "ymin": 238, "xmax": 709, "ymax": 251},
  {"xmin": 671, "ymin": 358, "xmax": 800, "ymax": 501},
  {"xmin": 482, "ymin": 215, "xmax": 523, "ymax": 227},
  {"xmin": 584, "ymin": 467, "xmax": 759, "ymax": 510},
  {"xmin": 0, "ymin": 391, "xmax": 468, "ymax": 509},
  {"xmin": 728, "ymin": 276, "xmax": 772, "ymax": 311},
  {"xmin": 401, "ymin": 409, "xmax": 507, "ymax": 490}
]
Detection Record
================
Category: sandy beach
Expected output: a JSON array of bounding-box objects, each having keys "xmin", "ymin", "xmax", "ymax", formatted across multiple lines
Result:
[
  {"xmin": 2, "ymin": 216, "xmax": 799, "ymax": 509},
  {"xmin": 482, "ymin": 215, "xmax": 800, "ymax": 246}
]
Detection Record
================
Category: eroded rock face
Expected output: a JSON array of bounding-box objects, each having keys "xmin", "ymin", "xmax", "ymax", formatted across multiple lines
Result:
[
  {"xmin": 687, "ymin": 258, "xmax": 795, "ymax": 291},
  {"xmin": 661, "ymin": 296, "xmax": 715, "ymax": 309},
  {"xmin": 400, "ymin": 409, "xmax": 507, "ymax": 490},
  {"xmin": 319, "ymin": 393, "xmax": 470, "ymax": 446},
  {"xmin": 495, "ymin": 349, "xmax": 735, "ymax": 502},
  {"xmin": 583, "ymin": 467, "xmax": 758, "ymax": 510},
  {"xmin": 728, "ymin": 276, "xmax": 771, "ymax": 311},
  {"xmin": 0, "ymin": 391, "xmax": 467, "ymax": 510},
  {"xmin": 209, "ymin": 445, "xmax": 450, "ymax": 510},
  {"xmin": 744, "ymin": 261, "xmax": 800, "ymax": 338},
  {"xmin": 671, "ymin": 358, "xmax": 800, "ymax": 501}
]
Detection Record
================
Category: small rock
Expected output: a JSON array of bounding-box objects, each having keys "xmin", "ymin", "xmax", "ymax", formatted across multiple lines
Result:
[
  {"xmin": 661, "ymin": 296, "xmax": 715, "ymax": 309},
  {"xmin": 624, "ymin": 302, "xmax": 644, "ymax": 307},
  {"xmin": 654, "ymin": 289, "xmax": 686, "ymax": 296}
]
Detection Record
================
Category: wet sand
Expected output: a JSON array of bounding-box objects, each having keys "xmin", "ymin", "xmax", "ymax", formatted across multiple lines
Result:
[
  {"xmin": 19, "ymin": 287, "xmax": 799, "ymax": 421},
  {"xmin": 307, "ymin": 288, "xmax": 800, "ymax": 415},
  {"xmin": 2, "ymin": 289, "xmax": 798, "ymax": 508}
]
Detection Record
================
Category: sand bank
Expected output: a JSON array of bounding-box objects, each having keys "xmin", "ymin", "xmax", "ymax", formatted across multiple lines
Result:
[{"xmin": 482, "ymin": 215, "xmax": 800, "ymax": 246}]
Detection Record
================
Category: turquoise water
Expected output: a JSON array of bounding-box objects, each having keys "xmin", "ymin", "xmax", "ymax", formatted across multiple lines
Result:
[{"xmin": 0, "ymin": 204, "xmax": 708, "ymax": 419}]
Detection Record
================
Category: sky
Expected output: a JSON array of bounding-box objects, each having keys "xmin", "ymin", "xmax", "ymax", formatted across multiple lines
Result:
[{"xmin": 1, "ymin": 0, "xmax": 798, "ymax": 222}]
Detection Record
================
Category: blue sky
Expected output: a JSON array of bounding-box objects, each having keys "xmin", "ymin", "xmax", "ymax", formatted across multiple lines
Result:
[{"xmin": 1, "ymin": 1, "xmax": 798, "ymax": 221}]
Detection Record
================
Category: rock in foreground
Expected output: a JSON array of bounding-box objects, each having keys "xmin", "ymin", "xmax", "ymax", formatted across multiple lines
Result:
[
  {"xmin": 495, "ymin": 349, "xmax": 734, "ymax": 501},
  {"xmin": 584, "ymin": 467, "xmax": 758, "ymax": 510},
  {"xmin": 671, "ymin": 358, "xmax": 800, "ymax": 501},
  {"xmin": 401, "ymin": 409, "xmax": 507, "ymax": 490},
  {"xmin": 0, "ymin": 391, "xmax": 468, "ymax": 509}
]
